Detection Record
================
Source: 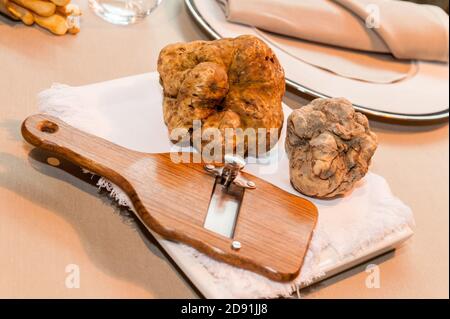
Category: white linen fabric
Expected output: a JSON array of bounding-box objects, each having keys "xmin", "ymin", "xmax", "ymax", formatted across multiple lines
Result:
[
  {"xmin": 222, "ymin": 0, "xmax": 449, "ymax": 62},
  {"xmin": 36, "ymin": 72, "xmax": 415, "ymax": 298},
  {"xmin": 255, "ymin": 28, "xmax": 418, "ymax": 84}
]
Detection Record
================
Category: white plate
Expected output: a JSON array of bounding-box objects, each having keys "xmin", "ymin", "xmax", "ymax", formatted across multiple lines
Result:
[{"xmin": 186, "ymin": 0, "xmax": 449, "ymax": 122}]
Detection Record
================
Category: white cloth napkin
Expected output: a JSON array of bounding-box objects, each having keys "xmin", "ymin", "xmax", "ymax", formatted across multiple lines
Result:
[
  {"xmin": 254, "ymin": 29, "xmax": 417, "ymax": 84},
  {"xmin": 36, "ymin": 72, "xmax": 415, "ymax": 298},
  {"xmin": 221, "ymin": 0, "xmax": 449, "ymax": 62}
]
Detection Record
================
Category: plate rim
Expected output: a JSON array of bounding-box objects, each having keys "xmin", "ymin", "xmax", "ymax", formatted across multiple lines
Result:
[{"xmin": 185, "ymin": 0, "xmax": 449, "ymax": 122}]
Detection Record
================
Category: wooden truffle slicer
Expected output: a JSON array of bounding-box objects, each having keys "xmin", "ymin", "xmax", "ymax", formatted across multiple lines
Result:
[{"xmin": 21, "ymin": 114, "xmax": 318, "ymax": 282}]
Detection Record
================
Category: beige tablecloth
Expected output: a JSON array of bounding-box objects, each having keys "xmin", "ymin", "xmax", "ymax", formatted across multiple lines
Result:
[{"xmin": 0, "ymin": 0, "xmax": 448, "ymax": 298}]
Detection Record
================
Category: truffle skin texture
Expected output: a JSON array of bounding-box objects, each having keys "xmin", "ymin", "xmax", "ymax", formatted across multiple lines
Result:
[
  {"xmin": 285, "ymin": 98, "xmax": 378, "ymax": 198},
  {"xmin": 157, "ymin": 35, "xmax": 285, "ymax": 157}
]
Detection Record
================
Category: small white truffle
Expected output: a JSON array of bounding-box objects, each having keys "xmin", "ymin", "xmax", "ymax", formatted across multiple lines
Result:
[{"xmin": 285, "ymin": 98, "xmax": 378, "ymax": 198}]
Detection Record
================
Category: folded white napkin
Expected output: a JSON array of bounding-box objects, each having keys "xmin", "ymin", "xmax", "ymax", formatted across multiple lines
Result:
[
  {"xmin": 255, "ymin": 29, "xmax": 417, "ymax": 84},
  {"xmin": 221, "ymin": 0, "xmax": 449, "ymax": 62},
  {"xmin": 37, "ymin": 73, "xmax": 414, "ymax": 298}
]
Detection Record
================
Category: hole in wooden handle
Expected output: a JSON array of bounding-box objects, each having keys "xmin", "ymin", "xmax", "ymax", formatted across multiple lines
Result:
[
  {"xmin": 46, "ymin": 157, "xmax": 61, "ymax": 166},
  {"xmin": 38, "ymin": 120, "xmax": 59, "ymax": 134}
]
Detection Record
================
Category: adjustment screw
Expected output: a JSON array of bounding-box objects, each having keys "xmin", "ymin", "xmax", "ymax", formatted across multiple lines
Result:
[
  {"xmin": 231, "ymin": 241, "xmax": 242, "ymax": 251},
  {"xmin": 224, "ymin": 154, "xmax": 246, "ymax": 170},
  {"xmin": 246, "ymin": 181, "xmax": 255, "ymax": 188}
]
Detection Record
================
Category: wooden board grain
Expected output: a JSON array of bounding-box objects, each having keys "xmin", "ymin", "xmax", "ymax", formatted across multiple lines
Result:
[{"xmin": 21, "ymin": 114, "xmax": 318, "ymax": 282}]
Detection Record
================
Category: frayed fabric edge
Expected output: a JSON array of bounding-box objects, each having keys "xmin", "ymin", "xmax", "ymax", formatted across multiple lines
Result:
[
  {"xmin": 92, "ymin": 173, "xmax": 326, "ymax": 298},
  {"xmin": 37, "ymin": 83, "xmax": 111, "ymax": 137},
  {"xmin": 84, "ymin": 170, "xmax": 411, "ymax": 299}
]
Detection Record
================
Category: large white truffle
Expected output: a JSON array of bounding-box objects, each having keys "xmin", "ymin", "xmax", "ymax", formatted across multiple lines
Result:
[{"xmin": 285, "ymin": 98, "xmax": 378, "ymax": 198}]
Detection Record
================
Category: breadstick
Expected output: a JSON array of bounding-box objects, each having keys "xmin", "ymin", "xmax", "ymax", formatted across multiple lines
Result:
[
  {"xmin": 66, "ymin": 11, "xmax": 80, "ymax": 34},
  {"xmin": 11, "ymin": 0, "xmax": 55, "ymax": 17},
  {"xmin": 48, "ymin": 0, "xmax": 70, "ymax": 7},
  {"xmin": 0, "ymin": 0, "xmax": 19, "ymax": 20},
  {"xmin": 55, "ymin": 2, "xmax": 81, "ymax": 34},
  {"xmin": 56, "ymin": 2, "xmax": 81, "ymax": 16},
  {"xmin": 6, "ymin": 0, "xmax": 33, "ymax": 25},
  {"xmin": 67, "ymin": 17, "xmax": 80, "ymax": 34},
  {"xmin": 1, "ymin": 0, "xmax": 80, "ymax": 35},
  {"xmin": 33, "ymin": 12, "xmax": 67, "ymax": 35}
]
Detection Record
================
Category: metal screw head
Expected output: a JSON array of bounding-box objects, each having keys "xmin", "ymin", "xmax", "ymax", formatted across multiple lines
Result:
[
  {"xmin": 46, "ymin": 157, "xmax": 60, "ymax": 167},
  {"xmin": 224, "ymin": 154, "xmax": 246, "ymax": 170},
  {"xmin": 246, "ymin": 181, "xmax": 256, "ymax": 188},
  {"xmin": 205, "ymin": 164, "xmax": 215, "ymax": 171},
  {"xmin": 231, "ymin": 241, "xmax": 242, "ymax": 250}
]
